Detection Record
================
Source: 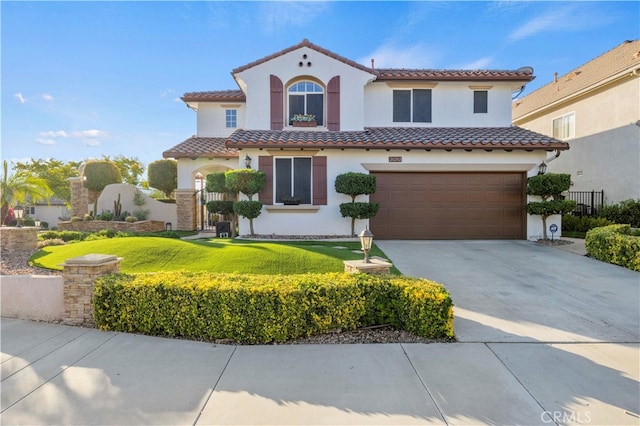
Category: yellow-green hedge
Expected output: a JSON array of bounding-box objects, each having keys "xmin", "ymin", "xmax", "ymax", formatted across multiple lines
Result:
[
  {"xmin": 585, "ymin": 224, "xmax": 640, "ymax": 271},
  {"xmin": 93, "ymin": 272, "xmax": 454, "ymax": 343}
]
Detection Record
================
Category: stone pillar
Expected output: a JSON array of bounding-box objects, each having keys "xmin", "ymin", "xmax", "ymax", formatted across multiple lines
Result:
[
  {"xmin": 175, "ymin": 189, "xmax": 197, "ymax": 231},
  {"xmin": 62, "ymin": 254, "xmax": 121, "ymax": 326},
  {"xmin": 0, "ymin": 227, "xmax": 38, "ymax": 251},
  {"xmin": 68, "ymin": 177, "xmax": 89, "ymax": 218}
]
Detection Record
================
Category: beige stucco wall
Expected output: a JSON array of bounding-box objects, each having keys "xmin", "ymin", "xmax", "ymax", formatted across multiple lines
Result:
[
  {"xmin": 514, "ymin": 75, "xmax": 640, "ymax": 204},
  {"xmin": 1, "ymin": 275, "xmax": 64, "ymax": 322}
]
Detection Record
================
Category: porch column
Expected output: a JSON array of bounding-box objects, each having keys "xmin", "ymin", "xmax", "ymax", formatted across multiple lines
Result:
[{"xmin": 175, "ymin": 189, "xmax": 197, "ymax": 231}]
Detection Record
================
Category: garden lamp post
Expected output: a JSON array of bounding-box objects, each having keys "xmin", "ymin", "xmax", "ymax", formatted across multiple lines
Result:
[
  {"xmin": 14, "ymin": 205, "xmax": 24, "ymax": 228},
  {"xmin": 359, "ymin": 226, "xmax": 374, "ymax": 263}
]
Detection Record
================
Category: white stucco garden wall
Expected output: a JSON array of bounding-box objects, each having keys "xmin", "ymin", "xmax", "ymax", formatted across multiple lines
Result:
[
  {"xmin": 1, "ymin": 275, "xmax": 64, "ymax": 322},
  {"xmin": 97, "ymin": 184, "xmax": 178, "ymax": 228}
]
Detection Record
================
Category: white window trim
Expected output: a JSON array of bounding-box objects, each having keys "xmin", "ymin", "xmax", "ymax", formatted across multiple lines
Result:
[
  {"xmin": 552, "ymin": 112, "xmax": 575, "ymax": 140},
  {"xmin": 286, "ymin": 80, "xmax": 325, "ymax": 127},
  {"xmin": 273, "ymin": 156, "xmax": 314, "ymax": 205}
]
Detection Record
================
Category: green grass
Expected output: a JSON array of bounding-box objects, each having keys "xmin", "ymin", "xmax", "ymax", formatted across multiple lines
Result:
[{"xmin": 31, "ymin": 237, "xmax": 400, "ymax": 274}]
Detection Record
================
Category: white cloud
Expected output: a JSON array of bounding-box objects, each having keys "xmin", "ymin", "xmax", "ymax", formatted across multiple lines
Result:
[
  {"xmin": 14, "ymin": 93, "xmax": 26, "ymax": 104},
  {"xmin": 459, "ymin": 56, "xmax": 493, "ymax": 70},
  {"xmin": 42, "ymin": 94, "xmax": 54, "ymax": 101},
  {"xmin": 508, "ymin": 5, "xmax": 613, "ymax": 43},
  {"xmin": 358, "ymin": 43, "xmax": 440, "ymax": 69},
  {"xmin": 160, "ymin": 89, "xmax": 176, "ymax": 98},
  {"xmin": 259, "ymin": 2, "xmax": 331, "ymax": 33},
  {"xmin": 40, "ymin": 130, "xmax": 69, "ymax": 138},
  {"xmin": 37, "ymin": 129, "xmax": 110, "ymax": 147}
]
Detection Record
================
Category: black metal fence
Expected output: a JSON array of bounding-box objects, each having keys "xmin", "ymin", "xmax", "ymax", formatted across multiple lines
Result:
[
  {"xmin": 197, "ymin": 189, "xmax": 223, "ymax": 231},
  {"xmin": 566, "ymin": 190, "xmax": 604, "ymax": 217}
]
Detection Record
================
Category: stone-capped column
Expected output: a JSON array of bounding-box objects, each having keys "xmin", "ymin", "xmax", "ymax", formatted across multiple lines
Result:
[
  {"xmin": 0, "ymin": 227, "xmax": 38, "ymax": 251},
  {"xmin": 62, "ymin": 254, "xmax": 121, "ymax": 326},
  {"xmin": 344, "ymin": 258, "xmax": 393, "ymax": 274},
  {"xmin": 175, "ymin": 189, "xmax": 197, "ymax": 231},
  {"xmin": 68, "ymin": 176, "xmax": 89, "ymax": 218}
]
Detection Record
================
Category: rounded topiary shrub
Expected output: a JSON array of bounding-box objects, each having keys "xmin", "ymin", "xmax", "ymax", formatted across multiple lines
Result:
[{"xmin": 125, "ymin": 216, "xmax": 138, "ymax": 223}]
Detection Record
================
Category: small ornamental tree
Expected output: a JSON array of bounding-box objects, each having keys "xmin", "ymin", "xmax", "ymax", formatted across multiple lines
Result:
[
  {"xmin": 206, "ymin": 172, "xmax": 236, "ymax": 236},
  {"xmin": 225, "ymin": 169, "xmax": 266, "ymax": 235},
  {"xmin": 526, "ymin": 173, "xmax": 576, "ymax": 240},
  {"xmin": 335, "ymin": 172, "xmax": 379, "ymax": 236},
  {"xmin": 148, "ymin": 159, "xmax": 177, "ymax": 198},
  {"xmin": 83, "ymin": 160, "xmax": 122, "ymax": 217}
]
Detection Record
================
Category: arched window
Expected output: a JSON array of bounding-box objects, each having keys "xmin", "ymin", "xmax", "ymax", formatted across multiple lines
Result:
[{"xmin": 288, "ymin": 81, "xmax": 324, "ymax": 126}]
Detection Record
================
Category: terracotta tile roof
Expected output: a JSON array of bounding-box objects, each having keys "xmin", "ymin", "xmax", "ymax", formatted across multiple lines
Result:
[
  {"xmin": 181, "ymin": 90, "xmax": 246, "ymax": 103},
  {"xmin": 163, "ymin": 137, "xmax": 239, "ymax": 159},
  {"xmin": 375, "ymin": 68, "xmax": 534, "ymax": 82},
  {"xmin": 232, "ymin": 39, "xmax": 375, "ymax": 76},
  {"xmin": 513, "ymin": 39, "xmax": 640, "ymax": 121},
  {"xmin": 226, "ymin": 127, "xmax": 568, "ymax": 151}
]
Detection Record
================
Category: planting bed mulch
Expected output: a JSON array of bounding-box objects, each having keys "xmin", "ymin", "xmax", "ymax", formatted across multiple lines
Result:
[
  {"xmin": 536, "ymin": 239, "xmax": 573, "ymax": 246},
  {"xmin": 1, "ymin": 248, "xmax": 61, "ymax": 276}
]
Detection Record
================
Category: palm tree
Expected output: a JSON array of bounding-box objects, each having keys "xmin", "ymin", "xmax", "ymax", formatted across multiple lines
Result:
[{"xmin": 1, "ymin": 160, "xmax": 53, "ymax": 225}]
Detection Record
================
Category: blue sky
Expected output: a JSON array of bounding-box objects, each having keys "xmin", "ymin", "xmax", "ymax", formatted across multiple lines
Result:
[{"xmin": 2, "ymin": 1, "xmax": 639, "ymax": 169}]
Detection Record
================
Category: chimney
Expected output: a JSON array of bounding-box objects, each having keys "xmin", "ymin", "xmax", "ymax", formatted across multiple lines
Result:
[
  {"xmin": 371, "ymin": 58, "xmax": 375, "ymax": 70},
  {"xmin": 554, "ymin": 72, "xmax": 558, "ymax": 83}
]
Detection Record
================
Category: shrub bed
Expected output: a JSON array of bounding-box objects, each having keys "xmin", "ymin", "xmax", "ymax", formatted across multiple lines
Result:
[
  {"xmin": 585, "ymin": 225, "xmax": 640, "ymax": 271},
  {"xmin": 562, "ymin": 215, "xmax": 612, "ymax": 234},
  {"xmin": 93, "ymin": 272, "xmax": 454, "ymax": 343}
]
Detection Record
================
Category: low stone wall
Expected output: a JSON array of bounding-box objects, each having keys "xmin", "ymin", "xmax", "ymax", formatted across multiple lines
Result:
[
  {"xmin": 57, "ymin": 220, "xmax": 166, "ymax": 233},
  {"xmin": 0, "ymin": 227, "xmax": 38, "ymax": 251},
  {"xmin": 0, "ymin": 275, "xmax": 64, "ymax": 321}
]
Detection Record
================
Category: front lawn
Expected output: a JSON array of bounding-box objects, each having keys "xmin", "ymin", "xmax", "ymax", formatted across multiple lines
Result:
[{"xmin": 30, "ymin": 237, "xmax": 400, "ymax": 274}]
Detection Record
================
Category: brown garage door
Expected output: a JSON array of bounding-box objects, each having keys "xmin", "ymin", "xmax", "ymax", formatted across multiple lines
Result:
[{"xmin": 370, "ymin": 172, "xmax": 525, "ymax": 240}]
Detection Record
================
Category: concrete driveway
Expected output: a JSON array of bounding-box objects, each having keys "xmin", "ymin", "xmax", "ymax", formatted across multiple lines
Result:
[{"xmin": 377, "ymin": 240, "xmax": 640, "ymax": 343}]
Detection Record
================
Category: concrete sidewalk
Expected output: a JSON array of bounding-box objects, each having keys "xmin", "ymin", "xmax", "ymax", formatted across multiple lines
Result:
[{"xmin": 1, "ymin": 318, "xmax": 638, "ymax": 425}]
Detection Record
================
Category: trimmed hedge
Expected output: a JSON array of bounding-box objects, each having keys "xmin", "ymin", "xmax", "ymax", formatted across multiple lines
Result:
[
  {"xmin": 93, "ymin": 272, "xmax": 454, "ymax": 343},
  {"xmin": 585, "ymin": 225, "xmax": 640, "ymax": 271},
  {"xmin": 562, "ymin": 215, "xmax": 613, "ymax": 233}
]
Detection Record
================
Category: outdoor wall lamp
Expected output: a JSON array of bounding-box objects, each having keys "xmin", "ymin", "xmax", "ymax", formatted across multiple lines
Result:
[
  {"xmin": 14, "ymin": 205, "xmax": 24, "ymax": 228},
  {"xmin": 359, "ymin": 226, "xmax": 374, "ymax": 263},
  {"xmin": 34, "ymin": 219, "xmax": 41, "ymax": 228},
  {"xmin": 538, "ymin": 161, "xmax": 547, "ymax": 175},
  {"xmin": 244, "ymin": 155, "xmax": 252, "ymax": 169}
]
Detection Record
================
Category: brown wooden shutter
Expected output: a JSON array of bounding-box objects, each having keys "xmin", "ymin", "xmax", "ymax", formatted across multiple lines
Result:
[
  {"xmin": 258, "ymin": 156, "xmax": 273, "ymax": 205},
  {"xmin": 270, "ymin": 75, "xmax": 283, "ymax": 130},
  {"xmin": 312, "ymin": 156, "xmax": 327, "ymax": 205},
  {"xmin": 327, "ymin": 76, "xmax": 340, "ymax": 131}
]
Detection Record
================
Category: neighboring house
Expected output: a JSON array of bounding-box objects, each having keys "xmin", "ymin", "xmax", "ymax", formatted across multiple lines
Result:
[
  {"xmin": 164, "ymin": 39, "xmax": 568, "ymax": 240},
  {"xmin": 25, "ymin": 198, "xmax": 69, "ymax": 228},
  {"xmin": 513, "ymin": 39, "xmax": 640, "ymax": 207}
]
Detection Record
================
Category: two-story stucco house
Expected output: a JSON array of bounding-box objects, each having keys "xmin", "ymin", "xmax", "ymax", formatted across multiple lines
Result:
[
  {"xmin": 513, "ymin": 39, "xmax": 640, "ymax": 206},
  {"xmin": 164, "ymin": 39, "xmax": 568, "ymax": 239}
]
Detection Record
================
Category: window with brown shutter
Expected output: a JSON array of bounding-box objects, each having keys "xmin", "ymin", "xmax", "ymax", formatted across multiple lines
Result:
[
  {"xmin": 327, "ymin": 76, "xmax": 340, "ymax": 131},
  {"xmin": 270, "ymin": 75, "xmax": 283, "ymax": 130},
  {"xmin": 312, "ymin": 156, "xmax": 327, "ymax": 205},
  {"xmin": 258, "ymin": 156, "xmax": 274, "ymax": 205}
]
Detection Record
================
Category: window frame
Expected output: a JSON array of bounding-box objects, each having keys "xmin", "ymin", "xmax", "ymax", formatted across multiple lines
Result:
[
  {"xmin": 392, "ymin": 89, "xmax": 432, "ymax": 123},
  {"xmin": 473, "ymin": 90, "xmax": 488, "ymax": 114},
  {"xmin": 287, "ymin": 81, "xmax": 325, "ymax": 126},
  {"xmin": 552, "ymin": 112, "xmax": 575, "ymax": 140},
  {"xmin": 225, "ymin": 109, "xmax": 237, "ymax": 128},
  {"xmin": 273, "ymin": 156, "xmax": 313, "ymax": 205}
]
